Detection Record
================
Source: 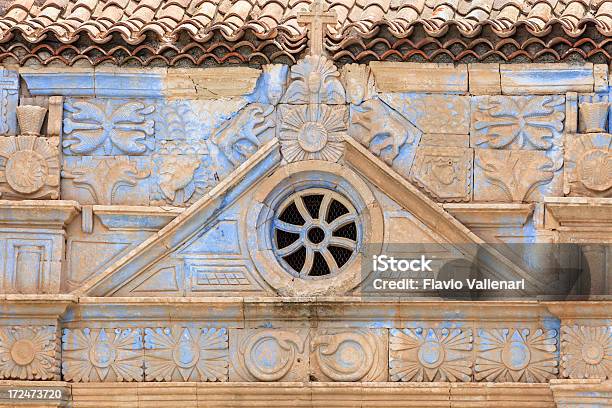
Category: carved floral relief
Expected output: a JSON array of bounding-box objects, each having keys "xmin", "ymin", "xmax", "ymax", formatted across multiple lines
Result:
[
  {"xmin": 63, "ymin": 99, "xmax": 156, "ymax": 155},
  {"xmin": 62, "ymin": 328, "xmax": 144, "ymax": 382},
  {"xmin": 278, "ymin": 104, "xmax": 346, "ymax": 162},
  {"xmin": 144, "ymin": 326, "xmax": 228, "ymax": 381},
  {"xmin": 0, "ymin": 326, "xmax": 58, "ymax": 380},
  {"xmin": 475, "ymin": 328, "xmax": 558, "ymax": 382},
  {"xmin": 471, "ymin": 95, "xmax": 565, "ymax": 150},
  {"xmin": 390, "ymin": 328, "xmax": 473, "ymax": 382},
  {"xmin": 561, "ymin": 325, "xmax": 612, "ymax": 379},
  {"xmin": 564, "ymin": 133, "xmax": 612, "ymax": 197},
  {"xmin": 281, "ymin": 56, "xmax": 345, "ymax": 104}
]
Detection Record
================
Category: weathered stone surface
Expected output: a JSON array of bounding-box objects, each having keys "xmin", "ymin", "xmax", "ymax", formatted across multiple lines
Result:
[
  {"xmin": 474, "ymin": 149, "xmax": 563, "ymax": 202},
  {"xmin": 469, "ymin": 63, "xmax": 501, "ymax": 95},
  {"xmin": 381, "ymin": 93, "xmax": 471, "ymax": 134},
  {"xmin": 561, "ymin": 325, "xmax": 611, "ymax": 379},
  {"xmin": 0, "ymin": 68, "xmax": 18, "ymax": 135},
  {"xmin": 0, "ymin": 325, "xmax": 59, "ymax": 380},
  {"xmin": 281, "ymin": 56, "xmax": 345, "ymax": 104},
  {"xmin": 410, "ymin": 146, "xmax": 473, "ymax": 202},
  {"xmin": 500, "ymin": 64, "xmax": 594, "ymax": 94},
  {"xmin": 370, "ymin": 62, "xmax": 468, "ymax": 93},
  {"xmin": 166, "ymin": 68, "xmax": 260, "ymax": 99},
  {"xmin": 420, "ymin": 134, "xmax": 469, "ymax": 147},
  {"xmin": 595, "ymin": 64, "xmax": 609, "ymax": 93},
  {"xmin": 471, "ymin": 95, "xmax": 565, "ymax": 150},
  {"xmin": 564, "ymin": 133, "xmax": 612, "ymax": 197}
]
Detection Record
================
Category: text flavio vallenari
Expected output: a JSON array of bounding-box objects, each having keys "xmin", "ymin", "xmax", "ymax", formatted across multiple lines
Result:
[{"xmin": 370, "ymin": 255, "xmax": 525, "ymax": 291}]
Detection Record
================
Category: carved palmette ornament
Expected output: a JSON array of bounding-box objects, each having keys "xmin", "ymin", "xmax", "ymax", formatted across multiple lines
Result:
[
  {"xmin": 311, "ymin": 329, "xmax": 387, "ymax": 382},
  {"xmin": 16, "ymin": 105, "xmax": 47, "ymax": 136},
  {"xmin": 579, "ymin": 102, "xmax": 609, "ymax": 133}
]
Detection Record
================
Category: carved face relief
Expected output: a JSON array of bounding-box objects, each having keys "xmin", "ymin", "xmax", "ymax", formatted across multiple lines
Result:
[{"xmin": 157, "ymin": 156, "xmax": 201, "ymax": 203}]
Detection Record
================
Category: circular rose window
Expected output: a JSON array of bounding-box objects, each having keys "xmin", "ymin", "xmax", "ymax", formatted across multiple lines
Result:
[{"xmin": 272, "ymin": 188, "xmax": 359, "ymax": 278}]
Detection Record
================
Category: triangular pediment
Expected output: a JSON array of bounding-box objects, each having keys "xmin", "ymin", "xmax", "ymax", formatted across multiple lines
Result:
[{"xmin": 76, "ymin": 136, "xmax": 540, "ymax": 297}]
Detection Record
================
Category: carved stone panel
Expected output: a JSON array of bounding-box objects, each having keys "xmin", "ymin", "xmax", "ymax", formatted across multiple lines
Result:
[
  {"xmin": 390, "ymin": 328, "xmax": 473, "ymax": 382},
  {"xmin": 63, "ymin": 99, "xmax": 156, "ymax": 156},
  {"xmin": 0, "ymin": 69, "xmax": 18, "ymax": 136},
  {"xmin": 62, "ymin": 328, "xmax": 144, "ymax": 382},
  {"xmin": 0, "ymin": 326, "xmax": 59, "ymax": 380},
  {"xmin": 349, "ymin": 99, "xmax": 421, "ymax": 179},
  {"xmin": 0, "ymin": 136, "xmax": 60, "ymax": 199},
  {"xmin": 229, "ymin": 329, "xmax": 309, "ymax": 382},
  {"xmin": 471, "ymin": 95, "xmax": 565, "ymax": 150},
  {"xmin": 281, "ymin": 56, "xmax": 345, "ymax": 104},
  {"xmin": 380, "ymin": 93, "xmax": 470, "ymax": 134},
  {"xmin": 144, "ymin": 326, "xmax": 228, "ymax": 382},
  {"xmin": 474, "ymin": 149, "xmax": 563, "ymax": 202},
  {"xmin": 564, "ymin": 133, "xmax": 612, "ymax": 197},
  {"xmin": 475, "ymin": 328, "xmax": 558, "ymax": 382},
  {"xmin": 410, "ymin": 146, "xmax": 473, "ymax": 202},
  {"xmin": 310, "ymin": 329, "xmax": 387, "ymax": 382},
  {"xmin": 561, "ymin": 325, "xmax": 612, "ymax": 379}
]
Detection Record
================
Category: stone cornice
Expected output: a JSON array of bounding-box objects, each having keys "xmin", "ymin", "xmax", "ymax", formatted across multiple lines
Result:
[
  {"xmin": 0, "ymin": 200, "xmax": 80, "ymax": 229},
  {"xmin": 444, "ymin": 203, "xmax": 534, "ymax": 228},
  {"xmin": 545, "ymin": 197, "xmax": 612, "ymax": 229}
]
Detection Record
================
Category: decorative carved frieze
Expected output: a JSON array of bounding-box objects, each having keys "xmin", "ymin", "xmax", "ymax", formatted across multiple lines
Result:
[
  {"xmin": 381, "ymin": 93, "xmax": 470, "ymax": 134},
  {"xmin": 475, "ymin": 328, "xmax": 559, "ymax": 382},
  {"xmin": 62, "ymin": 156, "xmax": 151, "ymax": 205},
  {"xmin": 281, "ymin": 56, "xmax": 345, "ymax": 104},
  {"xmin": 229, "ymin": 329, "xmax": 309, "ymax": 382},
  {"xmin": 278, "ymin": 104, "xmax": 345, "ymax": 162},
  {"xmin": 561, "ymin": 325, "xmax": 612, "ymax": 380},
  {"xmin": 349, "ymin": 99, "xmax": 421, "ymax": 178},
  {"xmin": 311, "ymin": 329, "xmax": 387, "ymax": 382},
  {"xmin": 474, "ymin": 149, "xmax": 563, "ymax": 202},
  {"xmin": 390, "ymin": 328, "xmax": 473, "ymax": 382},
  {"xmin": 0, "ymin": 326, "xmax": 59, "ymax": 380},
  {"xmin": 62, "ymin": 328, "xmax": 144, "ymax": 382},
  {"xmin": 471, "ymin": 95, "xmax": 565, "ymax": 150},
  {"xmin": 144, "ymin": 326, "xmax": 228, "ymax": 382},
  {"xmin": 63, "ymin": 99, "xmax": 156, "ymax": 155},
  {"xmin": 564, "ymin": 133, "xmax": 612, "ymax": 197},
  {"xmin": 410, "ymin": 146, "xmax": 473, "ymax": 202}
]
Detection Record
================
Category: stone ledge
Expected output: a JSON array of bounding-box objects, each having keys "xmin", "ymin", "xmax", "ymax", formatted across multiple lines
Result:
[{"xmin": 0, "ymin": 200, "xmax": 80, "ymax": 228}]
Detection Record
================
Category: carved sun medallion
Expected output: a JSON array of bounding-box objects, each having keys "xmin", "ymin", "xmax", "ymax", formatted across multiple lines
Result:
[{"xmin": 272, "ymin": 188, "xmax": 359, "ymax": 278}]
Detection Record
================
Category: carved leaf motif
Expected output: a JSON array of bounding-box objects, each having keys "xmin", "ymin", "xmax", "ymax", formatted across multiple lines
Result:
[
  {"xmin": 0, "ymin": 326, "xmax": 58, "ymax": 380},
  {"xmin": 472, "ymin": 95, "xmax": 565, "ymax": 149},
  {"xmin": 281, "ymin": 56, "xmax": 346, "ymax": 104},
  {"xmin": 63, "ymin": 100, "xmax": 155, "ymax": 155},
  {"xmin": 62, "ymin": 328, "xmax": 143, "ymax": 382}
]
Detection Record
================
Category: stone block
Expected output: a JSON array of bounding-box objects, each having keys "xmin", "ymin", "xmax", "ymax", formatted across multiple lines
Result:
[
  {"xmin": 381, "ymin": 93, "xmax": 471, "ymax": 134},
  {"xmin": 20, "ymin": 67, "xmax": 95, "ymax": 96},
  {"xmin": 228, "ymin": 328, "xmax": 310, "ymax": 382},
  {"xmin": 565, "ymin": 92, "xmax": 578, "ymax": 134},
  {"xmin": 410, "ymin": 146, "xmax": 473, "ymax": 202},
  {"xmin": 474, "ymin": 149, "xmax": 563, "ymax": 202},
  {"xmin": 420, "ymin": 134, "xmax": 469, "ymax": 147},
  {"xmin": 166, "ymin": 67, "xmax": 260, "ymax": 99},
  {"xmin": 500, "ymin": 63, "xmax": 594, "ymax": 94},
  {"xmin": 0, "ymin": 68, "xmax": 18, "ymax": 135},
  {"xmin": 310, "ymin": 328, "xmax": 388, "ymax": 382},
  {"xmin": 563, "ymin": 133, "xmax": 612, "ymax": 197},
  {"xmin": 94, "ymin": 67, "xmax": 165, "ymax": 98},
  {"xmin": 471, "ymin": 95, "xmax": 565, "ymax": 150},
  {"xmin": 370, "ymin": 62, "xmax": 468, "ymax": 93},
  {"xmin": 594, "ymin": 64, "xmax": 609, "ymax": 93},
  {"xmin": 468, "ymin": 63, "xmax": 501, "ymax": 95}
]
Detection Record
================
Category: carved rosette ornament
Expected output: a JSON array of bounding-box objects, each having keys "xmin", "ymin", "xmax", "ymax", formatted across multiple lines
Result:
[
  {"xmin": 0, "ymin": 326, "xmax": 58, "ymax": 380},
  {"xmin": 564, "ymin": 133, "xmax": 612, "ymax": 197},
  {"xmin": 561, "ymin": 325, "xmax": 612, "ymax": 379},
  {"xmin": 279, "ymin": 104, "xmax": 346, "ymax": 162},
  {"xmin": 475, "ymin": 328, "xmax": 558, "ymax": 382},
  {"xmin": 144, "ymin": 326, "xmax": 228, "ymax": 381},
  {"xmin": 0, "ymin": 105, "xmax": 60, "ymax": 199},
  {"xmin": 389, "ymin": 328, "xmax": 473, "ymax": 382},
  {"xmin": 62, "ymin": 328, "xmax": 144, "ymax": 382}
]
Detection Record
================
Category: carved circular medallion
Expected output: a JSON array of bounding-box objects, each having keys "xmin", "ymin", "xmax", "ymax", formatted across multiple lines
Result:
[
  {"xmin": 5, "ymin": 150, "xmax": 47, "ymax": 194},
  {"xmin": 172, "ymin": 341, "xmax": 200, "ymax": 369},
  {"xmin": 418, "ymin": 340, "xmax": 446, "ymax": 369},
  {"xmin": 89, "ymin": 341, "xmax": 116, "ymax": 369},
  {"xmin": 10, "ymin": 339, "xmax": 36, "ymax": 366},
  {"xmin": 501, "ymin": 340, "xmax": 531, "ymax": 370},
  {"xmin": 581, "ymin": 341, "xmax": 605, "ymax": 365},
  {"xmin": 297, "ymin": 122, "xmax": 328, "ymax": 153},
  {"xmin": 315, "ymin": 333, "xmax": 374, "ymax": 382},
  {"xmin": 272, "ymin": 188, "xmax": 359, "ymax": 278},
  {"xmin": 577, "ymin": 149, "xmax": 612, "ymax": 191},
  {"xmin": 244, "ymin": 334, "xmax": 294, "ymax": 382}
]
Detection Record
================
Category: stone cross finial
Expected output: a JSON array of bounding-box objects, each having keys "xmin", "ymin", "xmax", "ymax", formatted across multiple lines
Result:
[{"xmin": 297, "ymin": 0, "xmax": 337, "ymax": 56}]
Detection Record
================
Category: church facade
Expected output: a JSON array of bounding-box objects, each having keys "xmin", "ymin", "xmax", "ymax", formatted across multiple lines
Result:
[{"xmin": 0, "ymin": 0, "xmax": 610, "ymax": 406}]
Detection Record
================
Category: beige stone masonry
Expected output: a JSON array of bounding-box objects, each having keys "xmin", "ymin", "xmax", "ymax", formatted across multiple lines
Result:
[
  {"xmin": 165, "ymin": 67, "xmax": 261, "ymax": 99},
  {"xmin": 468, "ymin": 63, "xmax": 501, "ymax": 95},
  {"xmin": 595, "ymin": 64, "xmax": 609, "ymax": 92},
  {"xmin": 369, "ymin": 62, "xmax": 468, "ymax": 93},
  {"xmin": 550, "ymin": 379, "xmax": 612, "ymax": 408},
  {"xmin": 420, "ymin": 134, "xmax": 469, "ymax": 147},
  {"xmin": 500, "ymin": 64, "xmax": 594, "ymax": 94}
]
